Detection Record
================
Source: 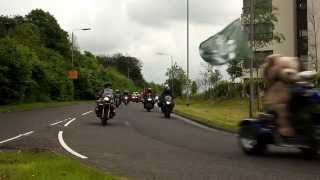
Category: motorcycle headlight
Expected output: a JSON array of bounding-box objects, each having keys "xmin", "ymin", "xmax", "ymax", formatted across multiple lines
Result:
[
  {"xmin": 166, "ymin": 101, "xmax": 171, "ymax": 105},
  {"xmin": 104, "ymin": 97, "xmax": 110, "ymax": 101},
  {"xmin": 148, "ymin": 98, "xmax": 152, "ymax": 101},
  {"xmin": 125, "ymin": 97, "xmax": 128, "ymax": 100}
]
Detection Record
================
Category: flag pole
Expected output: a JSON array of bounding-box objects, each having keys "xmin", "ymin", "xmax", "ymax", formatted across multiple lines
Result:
[
  {"xmin": 186, "ymin": 0, "xmax": 190, "ymax": 106},
  {"xmin": 249, "ymin": 0, "xmax": 255, "ymax": 118}
]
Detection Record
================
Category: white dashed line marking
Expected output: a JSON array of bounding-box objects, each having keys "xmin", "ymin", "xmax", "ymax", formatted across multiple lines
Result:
[
  {"xmin": 0, "ymin": 131, "xmax": 34, "ymax": 144},
  {"xmin": 50, "ymin": 118, "xmax": 72, "ymax": 126},
  {"xmin": 81, "ymin": 111, "xmax": 93, "ymax": 116},
  {"xmin": 58, "ymin": 131, "xmax": 88, "ymax": 159},
  {"xmin": 64, "ymin": 118, "xmax": 77, "ymax": 127},
  {"xmin": 50, "ymin": 120, "xmax": 64, "ymax": 126}
]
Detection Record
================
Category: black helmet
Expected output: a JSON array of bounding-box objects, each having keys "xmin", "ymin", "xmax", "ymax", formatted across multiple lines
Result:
[{"xmin": 104, "ymin": 82, "xmax": 112, "ymax": 88}]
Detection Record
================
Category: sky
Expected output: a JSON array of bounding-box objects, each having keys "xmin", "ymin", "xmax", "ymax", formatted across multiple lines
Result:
[{"xmin": 1, "ymin": 0, "xmax": 243, "ymax": 83}]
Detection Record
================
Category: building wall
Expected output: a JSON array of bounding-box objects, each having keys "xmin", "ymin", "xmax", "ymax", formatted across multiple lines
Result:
[
  {"xmin": 308, "ymin": 0, "xmax": 320, "ymax": 70},
  {"xmin": 272, "ymin": 0, "xmax": 297, "ymax": 57}
]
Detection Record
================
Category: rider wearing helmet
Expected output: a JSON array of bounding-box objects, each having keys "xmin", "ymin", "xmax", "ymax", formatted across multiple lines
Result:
[
  {"xmin": 97, "ymin": 82, "xmax": 113, "ymax": 98},
  {"xmin": 159, "ymin": 84, "xmax": 173, "ymax": 107},
  {"xmin": 161, "ymin": 84, "xmax": 172, "ymax": 97}
]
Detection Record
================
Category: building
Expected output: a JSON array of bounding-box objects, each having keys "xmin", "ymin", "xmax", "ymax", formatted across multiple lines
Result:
[{"xmin": 241, "ymin": 0, "xmax": 311, "ymax": 79}]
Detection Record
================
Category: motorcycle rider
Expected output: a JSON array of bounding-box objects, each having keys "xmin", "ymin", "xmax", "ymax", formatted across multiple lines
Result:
[
  {"xmin": 143, "ymin": 88, "xmax": 153, "ymax": 98},
  {"xmin": 114, "ymin": 89, "xmax": 122, "ymax": 107},
  {"xmin": 97, "ymin": 82, "xmax": 113, "ymax": 99},
  {"xmin": 159, "ymin": 84, "xmax": 173, "ymax": 107},
  {"xmin": 96, "ymin": 82, "xmax": 116, "ymax": 116}
]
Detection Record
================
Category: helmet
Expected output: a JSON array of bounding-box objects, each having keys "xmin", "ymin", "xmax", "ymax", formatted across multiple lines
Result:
[
  {"xmin": 164, "ymin": 84, "xmax": 170, "ymax": 90},
  {"xmin": 104, "ymin": 82, "xmax": 112, "ymax": 88},
  {"xmin": 115, "ymin": 89, "xmax": 120, "ymax": 93}
]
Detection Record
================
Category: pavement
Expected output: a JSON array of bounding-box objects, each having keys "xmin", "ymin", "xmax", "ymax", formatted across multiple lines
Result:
[{"xmin": 1, "ymin": 102, "xmax": 320, "ymax": 180}]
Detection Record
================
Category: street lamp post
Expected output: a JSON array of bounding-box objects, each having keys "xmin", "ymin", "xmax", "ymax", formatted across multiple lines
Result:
[
  {"xmin": 249, "ymin": 0, "xmax": 255, "ymax": 118},
  {"xmin": 156, "ymin": 52, "xmax": 174, "ymax": 95},
  {"xmin": 186, "ymin": 0, "xmax": 190, "ymax": 105},
  {"xmin": 71, "ymin": 28, "xmax": 91, "ymax": 70}
]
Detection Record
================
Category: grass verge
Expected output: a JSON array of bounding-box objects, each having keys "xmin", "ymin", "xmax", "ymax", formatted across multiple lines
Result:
[
  {"xmin": 0, "ymin": 150, "xmax": 125, "ymax": 180},
  {"xmin": 175, "ymin": 98, "xmax": 251, "ymax": 132},
  {"xmin": 0, "ymin": 101, "xmax": 94, "ymax": 113}
]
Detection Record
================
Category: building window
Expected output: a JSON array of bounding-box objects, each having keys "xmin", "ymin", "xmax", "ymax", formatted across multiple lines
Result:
[{"xmin": 296, "ymin": 0, "xmax": 308, "ymax": 60}]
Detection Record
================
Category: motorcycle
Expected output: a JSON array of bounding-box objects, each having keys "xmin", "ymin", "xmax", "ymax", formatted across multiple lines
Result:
[
  {"xmin": 144, "ymin": 95, "xmax": 154, "ymax": 112},
  {"xmin": 238, "ymin": 71, "xmax": 320, "ymax": 158},
  {"xmin": 123, "ymin": 95, "xmax": 129, "ymax": 105},
  {"xmin": 161, "ymin": 95, "xmax": 174, "ymax": 118},
  {"xmin": 95, "ymin": 95, "xmax": 115, "ymax": 126},
  {"xmin": 114, "ymin": 95, "xmax": 121, "ymax": 108}
]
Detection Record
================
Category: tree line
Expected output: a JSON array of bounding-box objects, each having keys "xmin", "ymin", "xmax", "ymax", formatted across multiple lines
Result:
[{"xmin": 0, "ymin": 9, "xmax": 146, "ymax": 105}]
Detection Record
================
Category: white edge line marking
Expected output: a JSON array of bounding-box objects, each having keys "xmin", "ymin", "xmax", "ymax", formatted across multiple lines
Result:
[
  {"xmin": 58, "ymin": 131, "xmax": 88, "ymax": 159},
  {"xmin": 64, "ymin": 118, "xmax": 77, "ymax": 127},
  {"xmin": 22, "ymin": 131, "xmax": 34, "ymax": 136},
  {"xmin": 0, "ymin": 131, "xmax": 34, "ymax": 144},
  {"xmin": 81, "ymin": 111, "xmax": 93, "ymax": 116},
  {"xmin": 172, "ymin": 114, "xmax": 236, "ymax": 136}
]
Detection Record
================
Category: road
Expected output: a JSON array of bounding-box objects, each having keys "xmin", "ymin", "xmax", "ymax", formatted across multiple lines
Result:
[{"xmin": 1, "ymin": 103, "xmax": 320, "ymax": 180}]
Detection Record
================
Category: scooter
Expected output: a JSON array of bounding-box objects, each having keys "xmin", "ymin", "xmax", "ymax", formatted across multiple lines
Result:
[{"xmin": 238, "ymin": 71, "xmax": 320, "ymax": 158}]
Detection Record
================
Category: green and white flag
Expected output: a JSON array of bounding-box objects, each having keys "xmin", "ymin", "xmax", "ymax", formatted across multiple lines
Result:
[{"xmin": 199, "ymin": 18, "xmax": 252, "ymax": 65}]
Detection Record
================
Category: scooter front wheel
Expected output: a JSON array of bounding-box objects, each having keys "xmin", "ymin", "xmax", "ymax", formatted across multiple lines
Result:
[{"xmin": 239, "ymin": 125, "xmax": 266, "ymax": 155}]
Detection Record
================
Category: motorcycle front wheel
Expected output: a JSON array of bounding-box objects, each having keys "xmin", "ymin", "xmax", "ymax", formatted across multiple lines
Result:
[{"xmin": 101, "ymin": 106, "xmax": 110, "ymax": 126}]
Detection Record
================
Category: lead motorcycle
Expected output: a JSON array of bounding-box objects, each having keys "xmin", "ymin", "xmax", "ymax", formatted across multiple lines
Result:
[
  {"xmin": 161, "ymin": 95, "xmax": 174, "ymax": 118},
  {"xmin": 95, "ymin": 93, "xmax": 116, "ymax": 126},
  {"xmin": 238, "ymin": 71, "xmax": 320, "ymax": 158},
  {"xmin": 144, "ymin": 95, "xmax": 155, "ymax": 112}
]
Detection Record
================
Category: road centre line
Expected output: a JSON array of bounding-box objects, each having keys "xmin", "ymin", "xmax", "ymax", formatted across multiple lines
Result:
[
  {"xmin": 64, "ymin": 118, "xmax": 77, "ymax": 127},
  {"xmin": 0, "ymin": 131, "xmax": 34, "ymax": 144},
  {"xmin": 50, "ymin": 118, "xmax": 71, "ymax": 126},
  {"xmin": 81, "ymin": 111, "xmax": 93, "ymax": 116},
  {"xmin": 58, "ymin": 131, "xmax": 88, "ymax": 159}
]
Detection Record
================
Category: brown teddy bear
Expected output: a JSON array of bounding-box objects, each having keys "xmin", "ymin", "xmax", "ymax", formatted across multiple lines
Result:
[{"xmin": 262, "ymin": 54, "xmax": 301, "ymax": 137}]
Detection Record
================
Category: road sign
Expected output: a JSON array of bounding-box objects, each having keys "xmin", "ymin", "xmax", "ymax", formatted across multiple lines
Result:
[{"xmin": 67, "ymin": 70, "xmax": 78, "ymax": 80}]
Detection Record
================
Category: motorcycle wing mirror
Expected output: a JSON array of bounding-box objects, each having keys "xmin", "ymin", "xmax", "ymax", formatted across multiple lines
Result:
[{"xmin": 298, "ymin": 71, "xmax": 316, "ymax": 80}]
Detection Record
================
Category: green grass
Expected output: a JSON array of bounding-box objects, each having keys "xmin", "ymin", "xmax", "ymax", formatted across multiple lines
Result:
[
  {"xmin": 0, "ymin": 101, "xmax": 94, "ymax": 113},
  {"xmin": 175, "ymin": 98, "xmax": 252, "ymax": 132},
  {"xmin": 0, "ymin": 150, "xmax": 125, "ymax": 180}
]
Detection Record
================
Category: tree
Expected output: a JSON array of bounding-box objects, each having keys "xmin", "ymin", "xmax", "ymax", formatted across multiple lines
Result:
[
  {"xmin": 0, "ymin": 38, "xmax": 34, "ymax": 104},
  {"xmin": 199, "ymin": 63, "xmax": 222, "ymax": 97},
  {"xmin": 191, "ymin": 81, "xmax": 198, "ymax": 95},
  {"xmin": 227, "ymin": 60, "xmax": 243, "ymax": 81},
  {"xmin": 26, "ymin": 9, "xmax": 70, "ymax": 57},
  {"xmin": 309, "ymin": 0, "xmax": 320, "ymax": 71},
  {"xmin": 165, "ymin": 63, "xmax": 188, "ymax": 97},
  {"xmin": 97, "ymin": 54, "xmax": 146, "ymax": 88},
  {"xmin": 242, "ymin": 0, "xmax": 285, "ymax": 71}
]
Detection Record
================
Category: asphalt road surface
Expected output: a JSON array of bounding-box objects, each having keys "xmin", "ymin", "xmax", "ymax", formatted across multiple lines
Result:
[{"xmin": 1, "ymin": 103, "xmax": 320, "ymax": 180}]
